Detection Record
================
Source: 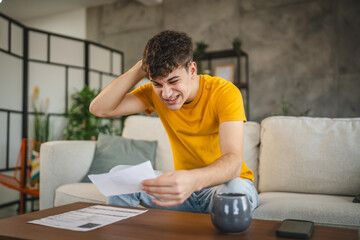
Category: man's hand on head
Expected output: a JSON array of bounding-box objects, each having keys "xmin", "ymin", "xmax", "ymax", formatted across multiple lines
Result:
[{"xmin": 141, "ymin": 170, "xmax": 199, "ymax": 207}]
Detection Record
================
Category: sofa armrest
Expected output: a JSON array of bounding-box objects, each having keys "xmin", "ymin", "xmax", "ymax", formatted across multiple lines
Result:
[{"xmin": 39, "ymin": 141, "xmax": 96, "ymax": 210}]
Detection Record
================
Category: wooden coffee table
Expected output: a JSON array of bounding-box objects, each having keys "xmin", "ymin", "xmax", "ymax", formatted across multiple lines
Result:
[{"xmin": 0, "ymin": 202, "xmax": 357, "ymax": 240}]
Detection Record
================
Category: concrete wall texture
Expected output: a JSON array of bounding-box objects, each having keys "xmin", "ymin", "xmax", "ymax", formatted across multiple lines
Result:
[{"xmin": 87, "ymin": 0, "xmax": 360, "ymax": 121}]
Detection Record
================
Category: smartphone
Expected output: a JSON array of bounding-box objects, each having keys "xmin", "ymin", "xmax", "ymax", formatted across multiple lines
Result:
[{"xmin": 276, "ymin": 219, "xmax": 314, "ymax": 239}]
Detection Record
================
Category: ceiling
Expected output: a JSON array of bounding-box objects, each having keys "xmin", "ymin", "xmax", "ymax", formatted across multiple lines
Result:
[{"xmin": 0, "ymin": 0, "xmax": 162, "ymax": 22}]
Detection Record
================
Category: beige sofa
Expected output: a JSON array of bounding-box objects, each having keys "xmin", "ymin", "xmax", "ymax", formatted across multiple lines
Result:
[{"xmin": 40, "ymin": 115, "xmax": 360, "ymax": 232}]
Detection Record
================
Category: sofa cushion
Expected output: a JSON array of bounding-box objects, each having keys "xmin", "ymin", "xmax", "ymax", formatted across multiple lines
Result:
[
  {"xmin": 122, "ymin": 115, "xmax": 174, "ymax": 172},
  {"xmin": 244, "ymin": 121, "xmax": 260, "ymax": 189},
  {"xmin": 82, "ymin": 133, "xmax": 157, "ymax": 182},
  {"xmin": 253, "ymin": 192, "xmax": 360, "ymax": 228},
  {"xmin": 54, "ymin": 183, "xmax": 106, "ymax": 207},
  {"xmin": 258, "ymin": 116, "xmax": 360, "ymax": 196}
]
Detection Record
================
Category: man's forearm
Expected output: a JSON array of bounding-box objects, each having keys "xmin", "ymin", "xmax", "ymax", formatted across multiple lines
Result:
[
  {"xmin": 89, "ymin": 61, "xmax": 145, "ymax": 117},
  {"xmin": 141, "ymin": 154, "xmax": 242, "ymax": 208},
  {"xmin": 190, "ymin": 152, "xmax": 243, "ymax": 191},
  {"xmin": 190, "ymin": 120, "xmax": 245, "ymax": 191}
]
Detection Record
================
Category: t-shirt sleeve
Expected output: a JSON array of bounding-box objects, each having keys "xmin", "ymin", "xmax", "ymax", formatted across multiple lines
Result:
[
  {"xmin": 216, "ymin": 82, "xmax": 247, "ymax": 123},
  {"xmin": 130, "ymin": 83, "xmax": 156, "ymax": 115}
]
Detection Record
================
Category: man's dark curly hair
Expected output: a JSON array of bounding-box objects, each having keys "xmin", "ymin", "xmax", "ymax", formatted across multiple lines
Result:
[{"xmin": 142, "ymin": 30, "xmax": 193, "ymax": 80}]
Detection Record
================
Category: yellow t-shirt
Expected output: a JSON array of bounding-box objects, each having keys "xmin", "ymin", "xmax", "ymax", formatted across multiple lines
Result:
[{"xmin": 131, "ymin": 75, "xmax": 254, "ymax": 181}]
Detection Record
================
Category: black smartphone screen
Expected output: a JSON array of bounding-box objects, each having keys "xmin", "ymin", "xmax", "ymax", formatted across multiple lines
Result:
[{"xmin": 276, "ymin": 219, "xmax": 314, "ymax": 239}]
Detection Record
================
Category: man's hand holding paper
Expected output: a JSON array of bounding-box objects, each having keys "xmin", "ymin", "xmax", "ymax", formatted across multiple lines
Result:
[{"xmin": 88, "ymin": 161, "xmax": 157, "ymax": 197}]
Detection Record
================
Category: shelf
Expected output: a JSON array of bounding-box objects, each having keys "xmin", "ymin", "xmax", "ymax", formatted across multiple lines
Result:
[
  {"xmin": 235, "ymin": 82, "xmax": 248, "ymax": 89},
  {"xmin": 202, "ymin": 49, "xmax": 247, "ymax": 60},
  {"xmin": 200, "ymin": 48, "xmax": 250, "ymax": 118}
]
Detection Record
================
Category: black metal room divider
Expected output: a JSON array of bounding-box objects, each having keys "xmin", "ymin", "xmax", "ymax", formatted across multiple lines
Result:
[{"xmin": 0, "ymin": 12, "xmax": 124, "ymax": 212}]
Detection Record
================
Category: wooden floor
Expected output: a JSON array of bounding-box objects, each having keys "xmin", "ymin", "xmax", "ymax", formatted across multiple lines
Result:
[
  {"xmin": 0, "ymin": 205, "xmax": 17, "ymax": 219},
  {"xmin": 0, "ymin": 200, "xmax": 39, "ymax": 219}
]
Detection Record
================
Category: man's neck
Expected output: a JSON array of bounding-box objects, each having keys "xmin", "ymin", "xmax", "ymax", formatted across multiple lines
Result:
[{"xmin": 185, "ymin": 75, "xmax": 201, "ymax": 104}]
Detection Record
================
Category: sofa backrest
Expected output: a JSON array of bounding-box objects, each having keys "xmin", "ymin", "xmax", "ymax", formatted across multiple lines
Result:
[
  {"xmin": 258, "ymin": 116, "xmax": 360, "ymax": 196},
  {"xmin": 122, "ymin": 115, "xmax": 261, "ymax": 186},
  {"xmin": 243, "ymin": 121, "xmax": 261, "ymax": 189},
  {"xmin": 122, "ymin": 115, "xmax": 174, "ymax": 172}
]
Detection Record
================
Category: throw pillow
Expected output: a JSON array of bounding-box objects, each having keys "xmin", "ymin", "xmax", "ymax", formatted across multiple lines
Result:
[
  {"xmin": 82, "ymin": 133, "xmax": 157, "ymax": 182},
  {"xmin": 29, "ymin": 150, "xmax": 40, "ymax": 187}
]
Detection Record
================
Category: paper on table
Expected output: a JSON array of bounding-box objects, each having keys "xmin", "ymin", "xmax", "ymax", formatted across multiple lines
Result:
[
  {"xmin": 29, "ymin": 205, "xmax": 147, "ymax": 231},
  {"xmin": 88, "ymin": 161, "xmax": 156, "ymax": 197}
]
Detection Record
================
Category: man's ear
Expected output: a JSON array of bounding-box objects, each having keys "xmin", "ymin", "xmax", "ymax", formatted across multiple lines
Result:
[{"xmin": 190, "ymin": 61, "xmax": 197, "ymax": 78}]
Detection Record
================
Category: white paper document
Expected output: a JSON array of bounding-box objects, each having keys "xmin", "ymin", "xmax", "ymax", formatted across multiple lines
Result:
[
  {"xmin": 88, "ymin": 161, "xmax": 157, "ymax": 197},
  {"xmin": 28, "ymin": 205, "xmax": 147, "ymax": 231}
]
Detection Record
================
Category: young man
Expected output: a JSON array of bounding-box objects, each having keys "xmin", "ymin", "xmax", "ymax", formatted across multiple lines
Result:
[{"xmin": 89, "ymin": 30, "xmax": 258, "ymax": 213}]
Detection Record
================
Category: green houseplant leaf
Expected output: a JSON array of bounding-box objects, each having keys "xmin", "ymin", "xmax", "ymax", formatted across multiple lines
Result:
[{"xmin": 64, "ymin": 86, "xmax": 121, "ymax": 140}]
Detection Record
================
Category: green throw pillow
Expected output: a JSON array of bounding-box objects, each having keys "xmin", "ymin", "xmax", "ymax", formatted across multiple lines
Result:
[{"xmin": 82, "ymin": 133, "xmax": 157, "ymax": 182}]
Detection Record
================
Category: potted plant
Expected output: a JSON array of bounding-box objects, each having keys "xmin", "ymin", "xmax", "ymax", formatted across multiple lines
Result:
[
  {"xmin": 193, "ymin": 41, "xmax": 208, "ymax": 74},
  {"xmin": 64, "ymin": 86, "xmax": 121, "ymax": 140},
  {"xmin": 31, "ymin": 86, "xmax": 49, "ymax": 143}
]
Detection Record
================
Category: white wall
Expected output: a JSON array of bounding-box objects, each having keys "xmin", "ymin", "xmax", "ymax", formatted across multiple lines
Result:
[
  {"xmin": 24, "ymin": 8, "xmax": 88, "ymax": 141},
  {"xmin": 0, "ymin": 17, "xmax": 25, "ymax": 207},
  {"xmin": 0, "ymin": 7, "xmax": 123, "ymax": 214},
  {"xmin": 0, "ymin": 8, "xmax": 88, "ymax": 211},
  {"xmin": 23, "ymin": 8, "xmax": 86, "ymax": 39}
]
